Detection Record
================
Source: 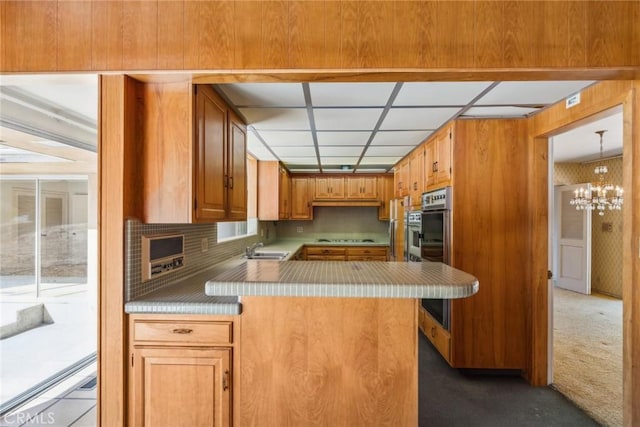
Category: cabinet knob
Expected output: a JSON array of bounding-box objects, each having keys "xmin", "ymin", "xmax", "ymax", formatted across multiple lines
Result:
[{"xmin": 172, "ymin": 328, "xmax": 193, "ymax": 334}]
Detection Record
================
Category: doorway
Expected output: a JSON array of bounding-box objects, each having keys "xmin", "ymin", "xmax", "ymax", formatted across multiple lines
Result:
[{"xmin": 548, "ymin": 109, "xmax": 624, "ymax": 426}]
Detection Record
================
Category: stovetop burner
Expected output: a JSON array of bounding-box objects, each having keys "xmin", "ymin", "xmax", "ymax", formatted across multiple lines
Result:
[{"xmin": 316, "ymin": 238, "xmax": 375, "ymax": 243}]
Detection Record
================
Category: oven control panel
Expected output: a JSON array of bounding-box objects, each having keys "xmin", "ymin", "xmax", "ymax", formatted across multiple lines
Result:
[{"xmin": 422, "ymin": 187, "xmax": 452, "ymax": 211}]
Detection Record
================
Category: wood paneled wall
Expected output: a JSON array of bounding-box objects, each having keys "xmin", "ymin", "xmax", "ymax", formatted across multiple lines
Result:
[
  {"xmin": 2, "ymin": 1, "xmax": 640, "ymax": 72},
  {"xmin": 450, "ymin": 119, "xmax": 529, "ymax": 369}
]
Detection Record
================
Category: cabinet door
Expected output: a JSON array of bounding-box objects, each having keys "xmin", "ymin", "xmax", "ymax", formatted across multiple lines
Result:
[
  {"xmin": 290, "ymin": 176, "xmax": 313, "ymax": 220},
  {"xmin": 436, "ymin": 128, "xmax": 452, "ymax": 185},
  {"xmin": 315, "ymin": 177, "xmax": 344, "ymax": 199},
  {"xmin": 377, "ymin": 175, "xmax": 394, "ymax": 220},
  {"xmin": 409, "ymin": 148, "xmax": 424, "ymax": 207},
  {"xmin": 227, "ymin": 112, "xmax": 247, "ymax": 220},
  {"xmin": 399, "ymin": 160, "xmax": 410, "ymax": 197},
  {"xmin": 278, "ymin": 166, "xmax": 290, "ymax": 219},
  {"xmin": 425, "ymin": 140, "xmax": 437, "ymax": 189},
  {"xmin": 131, "ymin": 347, "xmax": 231, "ymax": 427},
  {"xmin": 346, "ymin": 177, "xmax": 363, "ymax": 198},
  {"xmin": 361, "ymin": 176, "xmax": 378, "ymax": 198},
  {"xmin": 195, "ymin": 85, "xmax": 227, "ymax": 221}
]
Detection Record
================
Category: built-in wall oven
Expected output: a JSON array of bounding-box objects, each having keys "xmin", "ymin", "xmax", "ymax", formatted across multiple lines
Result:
[
  {"xmin": 421, "ymin": 187, "xmax": 453, "ymax": 330},
  {"xmin": 406, "ymin": 211, "xmax": 423, "ymax": 262}
]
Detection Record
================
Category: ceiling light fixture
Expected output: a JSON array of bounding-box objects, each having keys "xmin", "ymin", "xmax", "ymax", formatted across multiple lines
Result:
[
  {"xmin": 570, "ymin": 130, "xmax": 623, "ymax": 216},
  {"xmin": 340, "ymin": 165, "xmax": 351, "ymax": 170}
]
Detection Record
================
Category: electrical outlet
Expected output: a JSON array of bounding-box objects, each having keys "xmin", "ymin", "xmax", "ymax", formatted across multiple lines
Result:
[
  {"xmin": 296, "ymin": 226, "xmax": 303, "ymax": 233},
  {"xmin": 201, "ymin": 238, "xmax": 208, "ymax": 252}
]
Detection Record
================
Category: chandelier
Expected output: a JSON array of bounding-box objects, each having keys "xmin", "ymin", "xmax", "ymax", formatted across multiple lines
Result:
[{"xmin": 569, "ymin": 130, "xmax": 623, "ymax": 216}]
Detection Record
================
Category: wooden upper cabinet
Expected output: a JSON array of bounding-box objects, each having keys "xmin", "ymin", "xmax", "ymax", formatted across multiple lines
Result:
[
  {"xmin": 140, "ymin": 83, "xmax": 246, "ymax": 223},
  {"xmin": 194, "ymin": 84, "xmax": 228, "ymax": 222},
  {"xmin": 346, "ymin": 176, "xmax": 377, "ymax": 199},
  {"xmin": 425, "ymin": 124, "xmax": 454, "ymax": 190},
  {"xmin": 227, "ymin": 111, "xmax": 247, "ymax": 221},
  {"xmin": 279, "ymin": 166, "xmax": 291, "ymax": 220},
  {"xmin": 436, "ymin": 125, "xmax": 453, "ymax": 185},
  {"xmin": 424, "ymin": 140, "xmax": 437, "ymax": 189},
  {"xmin": 377, "ymin": 175, "xmax": 394, "ymax": 220},
  {"xmin": 194, "ymin": 85, "xmax": 247, "ymax": 222},
  {"xmin": 396, "ymin": 159, "xmax": 410, "ymax": 198},
  {"xmin": 257, "ymin": 161, "xmax": 290, "ymax": 220},
  {"xmin": 290, "ymin": 176, "xmax": 314, "ymax": 220},
  {"xmin": 315, "ymin": 177, "xmax": 345, "ymax": 199},
  {"xmin": 409, "ymin": 148, "xmax": 424, "ymax": 208}
]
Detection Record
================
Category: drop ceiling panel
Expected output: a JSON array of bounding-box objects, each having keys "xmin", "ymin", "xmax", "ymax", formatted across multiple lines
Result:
[
  {"xmin": 366, "ymin": 146, "xmax": 414, "ymax": 157},
  {"xmin": 309, "ymin": 83, "xmax": 396, "ymax": 106},
  {"xmin": 240, "ymin": 108, "xmax": 309, "ymax": 130},
  {"xmin": 319, "ymin": 156, "xmax": 360, "ymax": 164},
  {"xmin": 314, "ymin": 108, "xmax": 383, "ymax": 130},
  {"xmin": 316, "ymin": 131, "xmax": 370, "ymax": 146},
  {"xmin": 394, "ymin": 82, "xmax": 493, "ymax": 106},
  {"xmin": 359, "ymin": 156, "xmax": 402, "ymax": 165},
  {"xmin": 318, "ymin": 146, "xmax": 364, "ymax": 157},
  {"xmin": 258, "ymin": 130, "xmax": 314, "ymax": 146},
  {"xmin": 279, "ymin": 157, "xmax": 319, "ymax": 165},
  {"xmin": 462, "ymin": 106, "xmax": 538, "ymax": 117},
  {"xmin": 271, "ymin": 145, "xmax": 317, "ymax": 157},
  {"xmin": 218, "ymin": 83, "xmax": 305, "ymax": 107},
  {"xmin": 381, "ymin": 107, "xmax": 460, "ymax": 130},
  {"xmin": 247, "ymin": 143, "xmax": 277, "ymax": 161},
  {"xmin": 476, "ymin": 81, "xmax": 595, "ymax": 106},
  {"xmin": 370, "ymin": 130, "xmax": 432, "ymax": 146}
]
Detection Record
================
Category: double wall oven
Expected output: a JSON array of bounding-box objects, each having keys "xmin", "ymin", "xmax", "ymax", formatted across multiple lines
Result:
[{"xmin": 420, "ymin": 187, "xmax": 453, "ymax": 331}]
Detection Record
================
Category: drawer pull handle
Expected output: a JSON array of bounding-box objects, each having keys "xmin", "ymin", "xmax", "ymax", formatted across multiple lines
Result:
[
  {"xmin": 172, "ymin": 328, "xmax": 193, "ymax": 334},
  {"xmin": 431, "ymin": 327, "xmax": 436, "ymax": 338},
  {"xmin": 223, "ymin": 370, "xmax": 230, "ymax": 391}
]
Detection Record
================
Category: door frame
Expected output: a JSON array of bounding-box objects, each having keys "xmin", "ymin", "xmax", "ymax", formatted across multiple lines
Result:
[{"xmin": 528, "ymin": 81, "xmax": 638, "ymax": 426}]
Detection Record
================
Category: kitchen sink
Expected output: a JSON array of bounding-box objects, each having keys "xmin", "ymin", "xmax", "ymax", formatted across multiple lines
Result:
[{"xmin": 246, "ymin": 251, "xmax": 290, "ymax": 260}]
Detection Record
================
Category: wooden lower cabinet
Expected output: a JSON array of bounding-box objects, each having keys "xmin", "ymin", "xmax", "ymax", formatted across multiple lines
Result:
[
  {"xmin": 130, "ymin": 347, "xmax": 231, "ymax": 427},
  {"xmin": 128, "ymin": 316, "xmax": 235, "ymax": 427},
  {"xmin": 419, "ymin": 307, "xmax": 451, "ymax": 363},
  {"xmin": 304, "ymin": 246, "xmax": 347, "ymax": 260},
  {"xmin": 303, "ymin": 246, "xmax": 388, "ymax": 261},
  {"xmin": 346, "ymin": 246, "xmax": 388, "ymax": 261}
]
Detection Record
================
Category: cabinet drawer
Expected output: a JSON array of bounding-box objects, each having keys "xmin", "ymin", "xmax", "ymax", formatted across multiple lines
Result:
[
  {"xmin": 132, "ymin": 320, "xmax": 233, "ymax": 346},
  {"xmin": 346, "ymin": 255, "xmax": 387, "ymax": 261},
  {"xmin": 346, "ymin": 247, "xmax": 387, "ymax": 257},
  {"xmin": 306, "ymin": 247, "xmax": 347, "ymax": 256},
  {"xmin": 306, "ymin": 255, "xmax": 346, "ymax": 261},
  {"xmin": 420, "ymin": 308, "xmax": 450, "ymax": 362}
]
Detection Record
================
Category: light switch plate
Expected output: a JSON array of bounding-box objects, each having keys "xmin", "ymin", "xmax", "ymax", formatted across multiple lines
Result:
[{"xmin": 201, "ymin": 238, "xmax": 208, "ymax": 252}]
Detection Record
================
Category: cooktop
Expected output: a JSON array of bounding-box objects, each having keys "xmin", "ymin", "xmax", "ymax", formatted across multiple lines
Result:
[{"xmin": 316, "ymin": 238, "xmax": 375, "ymax": 243}]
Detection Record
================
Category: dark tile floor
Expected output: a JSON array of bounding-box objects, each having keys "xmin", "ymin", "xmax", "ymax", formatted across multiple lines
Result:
[{"xmin": 418, "ymin": 334, "xmax": 601, "ymax": 427}]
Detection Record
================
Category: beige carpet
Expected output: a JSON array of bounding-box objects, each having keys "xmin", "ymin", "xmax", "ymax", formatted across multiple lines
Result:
[{"xmin": 553, "ymin": 287, "xmax": 623, "ymax": 427}]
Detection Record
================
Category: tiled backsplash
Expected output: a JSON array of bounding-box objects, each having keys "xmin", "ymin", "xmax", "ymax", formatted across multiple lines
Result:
[
  {"xmin": 124, "ymin": 218, "xmax": 266, "ymax": 301},
  {"xmin": 276, "ymin": 206, "xmax": 389, "ymax": 241}
]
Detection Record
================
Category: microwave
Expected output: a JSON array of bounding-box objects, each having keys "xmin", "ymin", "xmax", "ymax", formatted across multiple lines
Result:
[{"xmin": 141, "ymin": 233, "xmax": 185, "ymax": 281}]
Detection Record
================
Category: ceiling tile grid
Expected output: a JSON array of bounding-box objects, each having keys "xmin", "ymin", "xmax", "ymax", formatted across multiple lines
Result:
[{"xmin": 217, "ymin": 81, "xmax": 598, "ymax": 173}]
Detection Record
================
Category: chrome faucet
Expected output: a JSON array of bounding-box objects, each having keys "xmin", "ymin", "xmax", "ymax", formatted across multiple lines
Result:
[{"xmin": 245, "ymin": 242, "xmax": 264, "ymax": 258}]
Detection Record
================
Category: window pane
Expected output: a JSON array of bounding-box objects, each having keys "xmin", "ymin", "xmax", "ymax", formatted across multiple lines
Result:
[{"xmin": 0, "ymin": 180, "xmax": 37, "ymax": 297}]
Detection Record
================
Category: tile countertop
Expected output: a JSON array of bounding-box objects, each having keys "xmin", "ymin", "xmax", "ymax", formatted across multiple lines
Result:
[
  {"xmin": 124, "ymin": 258, "xmax": 246, "ymax": 315},
  {"xmin": 205, "ymin": 261, "xmax": 478, "ymax": 299}
]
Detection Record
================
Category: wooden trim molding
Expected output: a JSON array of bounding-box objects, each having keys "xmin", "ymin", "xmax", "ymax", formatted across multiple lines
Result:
[{"xmin": 98, "ymin": 75, "xmax": 143, "ymax": 426}]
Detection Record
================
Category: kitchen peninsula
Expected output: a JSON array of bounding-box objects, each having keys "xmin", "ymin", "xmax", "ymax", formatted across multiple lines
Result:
[{"xmin": 204, "ymin": 260, "xmax": 478, "ymax": 426}]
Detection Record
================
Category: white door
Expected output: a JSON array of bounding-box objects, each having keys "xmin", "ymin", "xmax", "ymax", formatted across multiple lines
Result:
[{"xmin": 554, "ymin": 184, "xmax": 592, "ymax": 294}]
